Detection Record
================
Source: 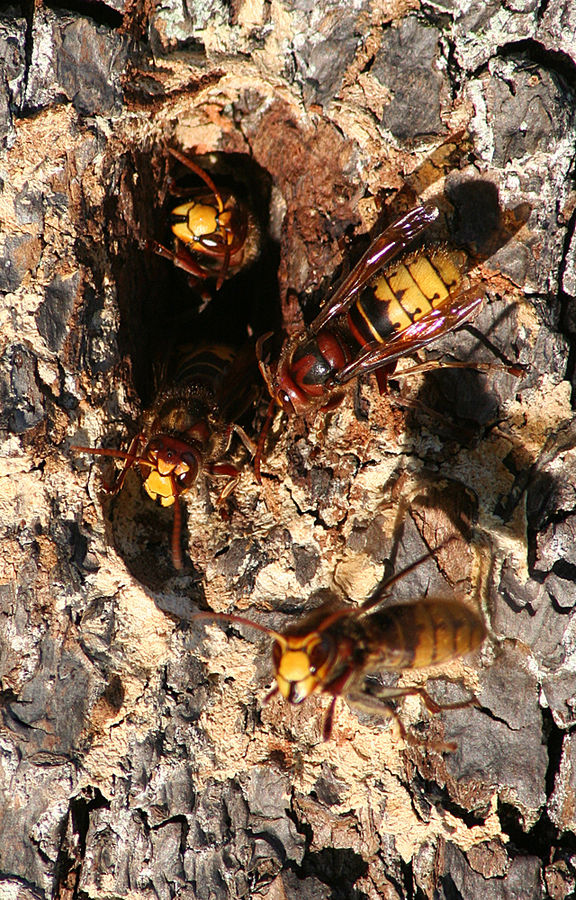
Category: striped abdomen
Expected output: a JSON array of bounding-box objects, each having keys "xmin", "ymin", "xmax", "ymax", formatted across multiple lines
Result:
[
  {"xmin": 347, "ymin": 249, "xmax": 463, "ymax": 347},
  {"xmin": 167, "ymin": 344, "xmax": 236, "ymax": 392},
  {"xmin": 368, "ymin": 599, "xmax": 486, "ymax": 671}
]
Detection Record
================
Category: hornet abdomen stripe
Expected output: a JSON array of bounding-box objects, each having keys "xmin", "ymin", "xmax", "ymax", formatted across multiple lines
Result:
[{"xmin": 347, "ymin": 249, "xmax": 463, "ymax": 348}]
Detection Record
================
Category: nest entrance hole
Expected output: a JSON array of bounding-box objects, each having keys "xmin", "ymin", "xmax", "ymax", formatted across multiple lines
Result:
[{"xmin": 86, "ymin": 141, "xmax": 280, "ymax": 590}]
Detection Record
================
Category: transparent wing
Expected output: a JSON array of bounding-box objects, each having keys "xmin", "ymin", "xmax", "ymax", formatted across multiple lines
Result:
[
  {"xmin": 335, "ymin": 283, "xmax": 484, "ymax": 384},
  {"xmin": 311, "ymin": 203, "xmax": 440, "ymax": 333}
]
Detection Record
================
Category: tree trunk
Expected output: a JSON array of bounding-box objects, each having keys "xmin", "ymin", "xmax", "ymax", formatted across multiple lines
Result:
[{"xmin": 1, "ymin": 1, "xmax": 576, "ymax": 898}]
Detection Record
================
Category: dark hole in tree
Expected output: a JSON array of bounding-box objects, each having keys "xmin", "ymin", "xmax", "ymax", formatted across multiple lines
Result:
[{"xmin": 92, "ymin": 145, "xmax": 280, "ymax": 594}]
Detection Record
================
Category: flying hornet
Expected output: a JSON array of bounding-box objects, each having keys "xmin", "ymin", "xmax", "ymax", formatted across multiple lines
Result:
[
  {"xmin": 73, "ymin": 342, "xmax": 256, "ymax": 570},
  {"xmin": 149, "ymin": 148, "xmax": 262, "ymax": 290},
  {"xmin": 195, "ymin": 552, "xmax": 487, "ymax": 742}
]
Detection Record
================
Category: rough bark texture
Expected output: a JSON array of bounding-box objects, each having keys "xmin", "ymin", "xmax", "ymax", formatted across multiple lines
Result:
[{"xmin": 1, "ymin": 1, "xmax": 576, "ymax": 898}]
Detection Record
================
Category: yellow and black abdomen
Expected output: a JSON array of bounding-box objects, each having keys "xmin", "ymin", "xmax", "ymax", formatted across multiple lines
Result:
[
  {"xmin": 167, "ymin": 344, "xmax": 237, "ymax": 392},
  {"xmin": 367, "ymin": 599, "xmax": 486, "ymax": 671},
  {"xmin": 347, "ymin": 249, "xmax": 464, "ymax": 347}
]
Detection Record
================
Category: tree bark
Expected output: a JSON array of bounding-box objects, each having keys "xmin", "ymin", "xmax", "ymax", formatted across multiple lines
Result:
[{"xmin": 1, "ymin": 1, "xmax": 576, "ymax": 898}]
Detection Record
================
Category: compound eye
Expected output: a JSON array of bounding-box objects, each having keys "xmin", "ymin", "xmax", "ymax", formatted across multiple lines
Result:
[
  {"xmin": 272, "ymin": 642, "xmax": 282, "ymax": 669},
  {"xmin": 179, "ymin": 453, "xmax": 199, "ymax": 488},
  {"xmin": 308, "ymin": 639, "xmax": 330, "ymax": 674},
  {"xmin": 146, "ymin": 437, "xmax": 164, "ymax": 460},
  {"xmin": 279, "ymin": 392, "xmax": 295, "ymax": 414}
]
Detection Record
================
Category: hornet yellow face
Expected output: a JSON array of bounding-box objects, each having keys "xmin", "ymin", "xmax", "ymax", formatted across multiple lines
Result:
[
  {"xmin": 141, "ymin": 435, "xmax": 200, "ymax": 506},
  {"xmin": 272, "ymin": 633, "xmax": 335, "ymax": 704},
  {"xmin": 171, "ymin": 201, "xmax": 235, "ymax": 251},
  {"xmin": 172, "ymin": 201, "xmax": 220, "ymax": 245},
  {"xmin": 143, "ymin": 469, "xmax": 177, "ymax": 507}
]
